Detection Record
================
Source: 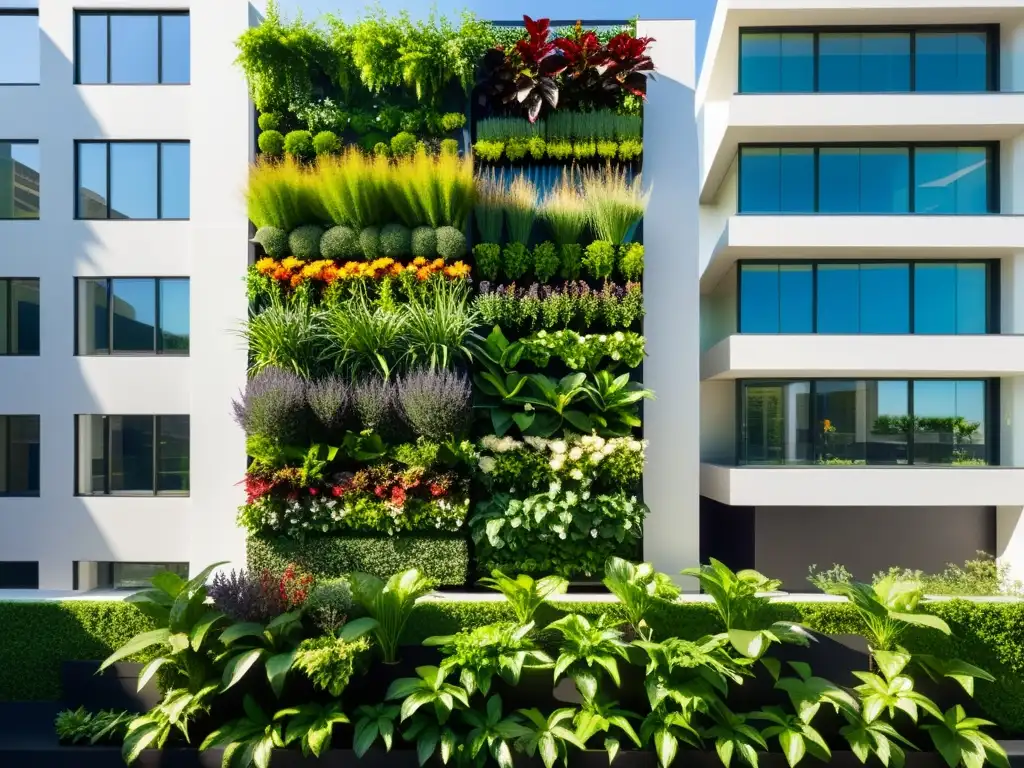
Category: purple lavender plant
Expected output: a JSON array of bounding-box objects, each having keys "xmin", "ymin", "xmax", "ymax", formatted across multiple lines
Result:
[
  {"xmin": 353, "ymin": 377, "xmax": 401, "ymax": 438},
  {"xmin": 232, "ymin": 367, "xmax": 310, "ymax": 444},
  {"xmin": 396, "ymin": 368, "xmax": 472, "ymax": 441},
  {"xmin": 208, "ymin": 568, "xmax": 286, "ymax": 623},
  {"xmin": 307, "ymin": 376, "xmax": 351, "ymax": 433}
]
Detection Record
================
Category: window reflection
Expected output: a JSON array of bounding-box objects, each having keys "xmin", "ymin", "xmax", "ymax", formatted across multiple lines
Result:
[
  {"xmin": 860, "ymin": 264, "xmax": 909, "ymax": 334},
  {"xmin": 76, "ymin": 142, "xmax": 189, "ymax": 220},
  {"xmin": 0, "ymin": 415, "xmax": 40, "ymax": 496},
  {"xmin": 112, "ymin": 279, "xmax": 157, "ymax": 352},
  {"xmin": 0, "ymin": 142, "xmax": 40, "ymax": 220},
  {"xmin": 77, "ymin": 415, "xmax": 190, "ymax": 495},
  {"xmin": 738, "ymin": 28, "xmax": 991, "ymax": 94},
  {"xmin": 160, "ymin": 144, "xmax": 190, "ymax": 220},
  {"xmin": 110, "ymin": 143, "xmax": 158, "ymax": 219},
  {"xmin": 159, "ymin": 280, "xmax": 190, "ymax": 352},
  {"xmin": 77, "ymin": 279, "xmax": 109, "ymax": 355},
  {"xmin": 816, "ymin": 265, "xmax": 859, "ymax": 333},
  {"xmin": 914, "ymin": 147, "xmax": 989, "ymax": 214},
  {"xmin": 158, "ymin": 415, "xmax": 190, "ymax": 492},
  {"xmin": 0, "ymin": 12, "xmax": 39, "ymax": 85},
  {"xmin": 739, "ymin": 380, "xmax": 990, "ymax": 466},
  {"xmin": 819, "ymin": 148, "xmax": 909, "ymax": 213},
  {"xmin": 76, "ymin": 278, "xmax": 190, "ymax": 355},
  {"xmin": 76, "ymin": 13, "xmax": 190, "ymax": 85},
  {"xmin": 739, "ymin": 147, "xmax": 815, "ymax": 213},
  {"xmin": 109, "ymin": 415, "xmax": 155, "ymax": 493}
]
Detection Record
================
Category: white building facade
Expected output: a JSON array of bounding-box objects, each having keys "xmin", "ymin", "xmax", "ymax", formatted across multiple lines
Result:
[
  {"xmin": 698, "ymin": 0, "xmax": 1024, "ymax": 587},
  {"xmin": 0, "ymin": 0, "xmax": 253, "ymax": 589}
]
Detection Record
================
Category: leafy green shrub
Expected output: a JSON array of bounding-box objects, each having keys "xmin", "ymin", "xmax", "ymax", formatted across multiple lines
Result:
[
  {"xmin": 435, "ymin": 226, "xmax": 467, "ymax": 261},
  {"xmin": 320, "ymin": 226, "xmax": 361, "ymax": 261},
  {"xmin": 441, "ymin": 112, "xmax": 467, "ymax": 131},
  {"xmin": 377, "ymin": 106, "xmax": 404, "ymax": 134},
  {"xmin": 284, "ymin": 129, "xmax": 314, "ymax": 160},
  {"xmin": 547, "ymin": 140, "xmax": 572, "ymax": 161},
  {"xmin": 257, "ymin": 112, "xmax": 281, "ymax": 131},
  {"xmin": 618, "ymin": 138, "xmax": 643, "ymax": 161},
  {"xmin": 359, "ymin": 130, "xmax": 388, "ymax": 152},
  {"xmin": 312, "ymin": 130, "xmax": 341, "ymax": 156},
  {"xmin": 473, "ymin": 140, "xmax": 504, "ymax": 162},
  {"xmin": 559, "ymin": 243, "xmax": 583, "ymax": 280},
  {"xmin": 618, "ymin": 242, "xmax": 644, "ymax": 281},
  {"xmin": 527, "ymin": 137, "xmax": 547, "ymax": 160},
  {"xmin": 597, "ymin": 140, "xmax": 618, "ymax": 160},
  {"xmin": 289, "ymin": 224, "xmax": 325, "ymax": 259},
  {"xmin": 473, "ymin": 243, "xmax": 501, "ymax": 282},
  {"xmin": 257, "ymin": 130, "xmax": 285, "ymax": 157},
  {"xmin": 349, "ymin": 111, "xmax": 374, "ymax": 134},
  {"xmin": 294, "ymin": 636, "xmax": 370, "ymax": 695},
  {"xmin": 502, "ymin": 242, "xmax": 532, "ymax": 281},
  {"xmin": 400, "ymin": 110, "xmax": 424, "ymax": 133},
  {"xmin": 379, "ymin": 223, "xmax": 412, "ymax": 258},
  {"xmin": 372, "ymin": 141, "xmax": 391, "ymax": 157},
  {"xmin": 533, "ymin": 241, "xmax": 559, "ymax": 283},
  {"xmin": 506, "ymin": 139, "xmax": 528, "ymax": 162},
  {"xmin": 251, "ymin": 226, "xmax": 289, "ymax": 258},
  {"xmin": 246, "ymin": 535, "xmax": 470, "ymax": 586},
  {"xmin": 359, "ymin": 226, "xmax": 382, "ymax": 259},
  {"xmin": 411, "ymin": 226, "xmax": 437, "ymax": 258},
  {"xmin": 391, "ymin": 131, "xmax": 418, "ymax": 157},
  {"xmin": 573, "ymin": 139, "xmax": 596, "ymax": 160},
  {"xmin": 305, "ymin": 577, "xmax": 355, "ymax": 620},
  {"xmin": 415, "ymin": 140, "xmax": 429, "ymax": 156},
  {"xmin": 439, "ymin": 138, "xmax": 459, "ymax": 157},
  {"xmin": 583, "ymin": 240, "xmax": 617, "ymax": 280}
]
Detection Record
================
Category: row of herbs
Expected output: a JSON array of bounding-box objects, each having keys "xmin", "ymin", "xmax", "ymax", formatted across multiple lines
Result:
[{"xmin": 69, "ymin": 560, "xmax": 1009, "ymax": 768}]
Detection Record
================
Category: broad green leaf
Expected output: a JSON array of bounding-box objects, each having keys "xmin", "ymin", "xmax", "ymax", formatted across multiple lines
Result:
[
  {"xmin": 150, "ymin": 571, "xmax": 185, "ymax": 599},
  {"xmin": 728, "ymin": 629, "xmax": 765, "ymax": 659},
  {"xmin": 338, "ymin": 617, "xmax": 379, "ymax": 642},
  {"xmin": 223, "ymin": 649, "xmax": 265, "ymax": 690},
  {"xmin": 353, "ymin": 721, "xmax": 378, "ymax": 757},
  {"xmin": 780, "ymin": 730, "xmax": 806, "ymax": 768},
  {"xmin": 100, "ymin": 628, "xmax": 170, "ymax": 671},
  {"xmin": 221, "ymin": 622, "xmax": 266, "ymax": 646},
  {"xmin": 873, "ymin": 650, "xmax": 911, "ymax": 682},
  {"xmin": 890, "ymin": 611, "xmax": 950, "ymax": 635},
  {"xmin": 655, "ymin": 728, "xmax": 678, "ymax": 768},
  {"xmin": 716, "ymin": 738, "xmax": 735, "ymax": 768},
  {"xmin": 122, "ymin": 721, "xmax": 164, "ymax": 765},
  {"xmin": 136, "ymin": 657, "xmax": 168, "ymax": 692},
  {"xmin": 266, "ymin": 650, "xmax": 297, "ymax": 698},
  {"xmin": 190, "ymin": 611, "xmax": 225, "ymax": 651}
]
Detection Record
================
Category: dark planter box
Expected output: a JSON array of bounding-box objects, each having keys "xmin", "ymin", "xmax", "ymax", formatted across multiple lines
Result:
[{"xmin": 61, "ymin": 662, "xmax": 162, "ymax": 713}]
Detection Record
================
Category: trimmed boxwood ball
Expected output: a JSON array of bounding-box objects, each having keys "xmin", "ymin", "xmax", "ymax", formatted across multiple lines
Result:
[
  {"xmin": 379, "ymin": 223, "xmax": 412, "ymax": 258},
  {"xmin": 312, "ymin": 130, "xmax": 341, "ymax": 156},
  {"xmin": 251, "ymin": 226, "xmax": 288, "ymax": 258},
  {"xmin": 359, "ymin": 226, "xmax": 382, "ymax": 259},
  {"xmin": 411, "ymin": 226, "xmax": 437, "ymax": 258},
  {"xmin": 435, "ymin": 226, "xmax": 467, "ymax": 261},
  {"xmin": 391, "ymin": 131, "xmax": 417, "ymax": 157},
  {"xmin": 257, "ymin": 112, "xmax": 281, "ymax": 131},
  {"xmin": 289, "ymin": 224, "xmax": 324, "ymax": 259},
  {"xmin": 439, "ymin": 138, "xmax": 459, "ymax": 157},
  {"xmin": 257, "ymin": 130, "xmax": 284, "ymax": 157},
  {"xmin": 320, "ymin": 226, "xmax": 360, "ymax": 260},
  {"xmin": 283, "ymin": 130, "xmax": 314, "ymax": 160},
  {"xmin": 373, "ymin": 142, "xmax": 390, "ymax": 157}
]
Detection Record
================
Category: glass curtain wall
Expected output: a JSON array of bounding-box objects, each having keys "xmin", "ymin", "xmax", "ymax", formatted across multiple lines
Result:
[{"xmin": 739, "ymin": 380, "xmax": 991, "ymax": 466}]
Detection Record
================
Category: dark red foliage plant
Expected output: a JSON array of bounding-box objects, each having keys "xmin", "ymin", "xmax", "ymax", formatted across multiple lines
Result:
[
  {"xmin": 601, "ymin": 32, "xmax": 656, "ymax": 99},
  {"xmin": 477, "ymin": 15, "xmax": 567, "ymax": 122}
]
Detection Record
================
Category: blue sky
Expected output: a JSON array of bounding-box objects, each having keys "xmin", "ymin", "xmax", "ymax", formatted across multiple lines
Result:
[{"xmin": 272, "ymin": 0, "xmax": 718, "ymax": 67}]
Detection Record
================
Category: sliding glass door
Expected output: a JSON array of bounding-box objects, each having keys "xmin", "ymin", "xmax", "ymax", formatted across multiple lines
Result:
[{"xmin": 741, "ymin": 383, "xmax": 811, "ymax": 464}]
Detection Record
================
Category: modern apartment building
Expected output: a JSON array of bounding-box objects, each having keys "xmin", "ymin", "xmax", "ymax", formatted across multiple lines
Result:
[
  {"xmin": 697, "ymin": 0, "xmax": 1024, "ymax": 587},
  {"xmin": 0, "ymin": 0, "xmax": 255, "ymax": 590}
]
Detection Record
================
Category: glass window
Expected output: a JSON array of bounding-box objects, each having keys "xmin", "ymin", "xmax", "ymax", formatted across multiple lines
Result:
[
  {"xmin": 0, "ymin": 141, "xmax": 40, "ymax": 220},
  {"xmin": 869, "ymin": 381, "xmax": 910, "ymax": 464},
  {"xmin": 816, "ymin": 264, "xmax": 859, "ymax": 333},
  {"xmin": 779, "ymin": 265, "xmax": 814, "ymax": 332},
  {"xmin": 159, "ymin": 280, "xmax": 190, "ymax": 352},
  {"xmin": 77, "ymin": 278, "xmax": 189, "ymax": 355},
  {"xmin": 819, "ymin": 148, "xmax": 909, "ymax": 214},
  {"xmin": 77, "ymin": 414, "xmax": 189, "ymax": 495},
  {"xmin": 916, "ymin": 32, "xmax": 989, "ymax": 92},
  {"xmin": 860, "ymin": 264, "xmax": 909, "ymax": 334},
  {"xmin": 739, "ymin": 147, "xmax": 814, "ymax": 213},
  {"xmin": 77, "ymin": 142, "xmax": 189, "ymax": 220},
  {"xmin": 913, "ymin": 381, "xmax": 987, "ymax": 466},
  {"xmin": 0, "ymin": 12, "xmax": 39, "ymax": 85},
  {"xmin": 914, "ymin": 146, "xmax": 989, "ymax": 214},
  {"xmin": 0, "ymin": 415, "xmax": 40, "ymax": 496},
  {"xmin": 76, "ymin": 13, "xmax": 190, "ymax": 85},
  {"xmin": 739, "ymin": 265, "xmax": 813, "ymax": 333},
  {"xmin": 914, "ymin": 263, "xmax": 988, "ymax": 334},
  {"xmin": 819, "ymin": 33, "xmax": 910, "ymax": 93},
  {"xmin": 161, "ymin": 15, "xmax": 190, "ymax": 85},
  {"xmin": 741, "ymin": 382, "xmax": 812, "ymax": 464},
  {"xmin": 739, "ymin": 33, "xmax": 814, "ymax": 93},
  {"xmin": 0, "ymin": 561, "xmax": 38, "ymax": 589},
  {"xmin": 111, "ymin": 562, "xmax": 188, "ymax": 589},
  {"xmin": 815, "ymin": 381, "xmax": 868, "ymax": 464},
  {"xmin": 112, "ymin": 279, "xmax": 157, "ymax": 352},
  {"xmin": 0, "ymin": 279, "xmax": 40, "ymax": 356},
  {"xmin": 158, "ymin": 416, "xmax": 190, "ymax": 492}
]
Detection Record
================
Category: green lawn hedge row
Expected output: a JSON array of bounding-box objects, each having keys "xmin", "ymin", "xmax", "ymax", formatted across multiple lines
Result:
[{"xmin": 1, "ymin": 598, "xmax": 1021, "ymax": 735}]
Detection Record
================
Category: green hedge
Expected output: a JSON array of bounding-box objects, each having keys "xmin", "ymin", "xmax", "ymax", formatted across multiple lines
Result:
[
  {"xmin": 2, "ymin": 597, "xmax": 1022, "ymax": 735},
  {"xmin": 246, "ymin": 535, "xmax": 470, "ymax": 586}
]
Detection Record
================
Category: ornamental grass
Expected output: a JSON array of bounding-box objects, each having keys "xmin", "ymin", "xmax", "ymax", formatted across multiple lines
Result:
[
  {"xmin": 317, "ymin": 150, "xmax": 390, "ymax": 230},
  {"xmin": 504, "ymin": 175, "xmax": 538, "ymax": 245},
  {"xmin": 473, "ymin": 169, "xmax": 505, "ymax": 242},
  {"xmin": 247, "ymin": 159, "xmax": 324, "ymax": 231},
  {"xmin": 540, "ymin": 170, "xmax": 590, "ymax": 246},
  {"xmin": 582, "ymin": 165, "xmax": 650, "ymax": 244}
]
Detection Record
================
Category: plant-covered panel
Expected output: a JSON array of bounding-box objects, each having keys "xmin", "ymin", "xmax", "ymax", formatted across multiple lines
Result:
[
  {"xmin": 58, "ymin": 560, "xmax": 1018, "ymax": 766},
  {"xmin": 236, "ymin": 7, "xmax": 655, "ymax": 584}
]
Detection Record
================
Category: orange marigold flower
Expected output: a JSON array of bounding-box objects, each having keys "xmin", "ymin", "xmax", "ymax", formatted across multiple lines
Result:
[
  {"xmin": 273, "ymin": 268, "xmax": 291, "ymax": 281},
  {"xmin": 416, "ymin": 267, "xmax": 432, "ymax": 281},
  {"xmin": 445, "ymin": 261, "xmax": 471, "ymax": 278},
  {"xmin": 412, "ymin": 257, "xmax": 428, "ymax": 267},
  {"xmin": 431, "ymin": 258, "xmax": 444, "ymax": 269},
  {"xmin": 290, "ymin": 274, "xmax": 303, "ymax": 288},
  {"xmin": 322, "ymin": 266, "xmax": 340, "ymax": 283},
  {"xmin": 390, "ymin": 263, "xmax": 403, "ymax": 276},
  {"xmin": 255, "ymin": 257, "xmax": 277, "ymax": 275},
  {"xmin": 281, "ymin": 257, "xmax": 304, "ymax": 270}
]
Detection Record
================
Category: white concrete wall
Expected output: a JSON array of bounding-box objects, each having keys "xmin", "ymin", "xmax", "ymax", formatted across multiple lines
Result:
[
  {"xmin": 638, "ymin": 19, "xmax": 701, "ymax": 587},
  {"xmin": 0, "ymin": 0, "xmax": 253, "ymax": 588}
]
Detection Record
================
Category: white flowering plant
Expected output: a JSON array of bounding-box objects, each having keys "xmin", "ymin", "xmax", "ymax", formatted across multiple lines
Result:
[
  {"xmin": 517, "ymin": 329, "xmax": 645, "ymax": 371},
  {"xmin": 475, "ymin": 433, "xmax": 645, "ymax": 496},
  {"xmin": 470, "ymin": 489, "xmax": 647, "ymax": 578}
]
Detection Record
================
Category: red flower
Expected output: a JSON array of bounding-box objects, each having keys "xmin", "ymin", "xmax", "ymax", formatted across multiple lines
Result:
[
  {"xmin": 391, "ymin": 486, "xmax": 407, "ymax": 507},
  {"xmin": 429, "ymin": 483, "xmax": 445, "ymax": 498},
  {"xmin": 374, "ymin": 485, "xmax": 387, "ymax": 499},
  {"xmin": 331, "ymin": 485, "xmax": 345, "ymax": 497},
  {"xmin": 308, "ymin": 487, "xmax": 318, "ymax": 496}
]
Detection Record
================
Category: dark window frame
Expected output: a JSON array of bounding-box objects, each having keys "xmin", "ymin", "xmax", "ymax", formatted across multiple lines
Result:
[
  {"xmin": 0, "ymin": 414, "xmax": 40, "ymax": 498},
  {"xmin": 74, "ymin": 10, "xmax": 190, "ymax": 85},
  {"xmin": 0, "ymin": 139, "xmax": 41, "ymax": 220},
  {"xmin": 735, "ymin": 378, "xmax": 999, "ymax": 466},
  {"xmin": 738, "ymin": 24, "xmax": 999, "ymax": 94},
  {"xmin": 737, "ymin": 142, "xmax": 1000, "ymax": 214},
  {"xmin": 0, "ymin": 277, "xmax": 41, "ymax": 356},
  {"xmin": 74, "ymin": 140, "xmax": 190, "ymax": 221},
  {"xmin": 74, "ymin": 277, "xmax": 189, "ymax": 356},
  {"xmin": 74, "ymin": 414, "xmax": 190, "ymax": 497},
  {"xmin": 736, "ymin": 259, "xmax": 999, "ymax": 335},
  {"xmin": 0, "ymin": 561, "xmax": 39, "ymax": 589},
  {"xmin": 0, "ymin": 9, "xmax": 40, "ymax": 87}
]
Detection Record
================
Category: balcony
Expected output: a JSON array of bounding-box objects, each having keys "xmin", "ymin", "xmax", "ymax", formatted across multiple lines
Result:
[
  {"xmin": 700, "ymin": 462, "xmax": 1024, "ymax": 507},
  {"xmin": 701, "ymin": 334, "xmax": 1024, "ymax": 380}
]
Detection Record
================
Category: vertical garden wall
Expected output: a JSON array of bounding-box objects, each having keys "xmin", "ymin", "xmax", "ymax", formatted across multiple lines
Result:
[{"xmin": 234, "ymin": 4, "xmax": 655, "ymax": 586}]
